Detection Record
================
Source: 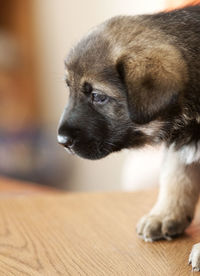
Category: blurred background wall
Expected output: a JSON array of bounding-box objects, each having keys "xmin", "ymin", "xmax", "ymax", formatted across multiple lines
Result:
[{"xmin": 0, "ymin": 0, "xmax": 192, "ymax": 191}]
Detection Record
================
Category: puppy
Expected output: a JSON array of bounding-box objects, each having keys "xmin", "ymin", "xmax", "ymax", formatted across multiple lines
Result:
[{"xmin": 58, "ymin": 5, "xmax": 200, "ymax": 271}]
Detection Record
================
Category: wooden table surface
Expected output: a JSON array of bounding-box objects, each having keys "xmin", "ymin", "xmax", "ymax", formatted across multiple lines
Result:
[{"xmin": 0, "ymin": 178, "xmax": 199, "ymax": 275}]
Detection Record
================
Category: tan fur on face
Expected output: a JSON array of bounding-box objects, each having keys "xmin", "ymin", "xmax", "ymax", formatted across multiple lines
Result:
[
  {"xmin": 65, "ymin": 14, "xmax": 190, "ymax": 125},
  {"xmin": 80, "ymin": 77, "xmax": 125, "ymax": 99},
  {"xmin": 136, "ymin": 120, "xmax": 164, "ymax": 141},
  {"xmin": 94, "ymin": 16, "xmax": 188, "ymax": 124},
  {"xmin": 121, "ymin": 43, "xmax": 187, "ymax": 90},
  {"xmin": 115, "ymin": 42, "xmax": 187, "ymax": 123},
  {"xmin": 103, "ymin": 15, "xmax": 188, "ymax": 85}
]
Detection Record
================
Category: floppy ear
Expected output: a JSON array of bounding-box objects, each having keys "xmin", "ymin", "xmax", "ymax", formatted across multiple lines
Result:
[{"xmin": 116, "ymin": 45, "xmax": 187, "ymax": 124}]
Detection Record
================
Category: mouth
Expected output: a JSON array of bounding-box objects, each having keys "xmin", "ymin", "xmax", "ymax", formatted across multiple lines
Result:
[
  {"xmin": 58, "ymin": 132, "xmax": 120, "ymax": 160},
  {"xmin": 62, "ymin": 140, "xmax": 113, "ymax": 160}
]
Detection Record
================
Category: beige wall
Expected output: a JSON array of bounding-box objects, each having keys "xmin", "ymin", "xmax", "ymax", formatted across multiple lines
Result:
[{"xmin": 32, "ymin": 0, "xmax": 165, "ymax": 191}]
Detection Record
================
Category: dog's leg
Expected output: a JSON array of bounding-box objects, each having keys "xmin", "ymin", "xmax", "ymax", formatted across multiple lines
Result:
[
  {"xmin": 137, "ymin": 144, "xmax": 200, "ymax": 242},
  {"xmin": 189, "ymin": 243, "xmax": 200, "ymax": 271}
]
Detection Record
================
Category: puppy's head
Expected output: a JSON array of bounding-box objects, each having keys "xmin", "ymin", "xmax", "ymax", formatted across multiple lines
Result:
[{"xmin": 58, "ymin": 17, "xmax": 187, "ymax": 159}]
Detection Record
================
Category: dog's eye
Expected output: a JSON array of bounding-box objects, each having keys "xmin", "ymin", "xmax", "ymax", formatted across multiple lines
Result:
[{"xmin": 91, "ymin": 92, "xmax": 108, "ymax": 104}]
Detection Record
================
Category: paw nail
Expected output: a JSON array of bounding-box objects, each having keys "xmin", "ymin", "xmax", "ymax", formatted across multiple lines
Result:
[
  {"xmin": 192, "ymin": 267, "xmax": 200, "ymax": 272},
  {"xmin": 165, "ymin": 235, "xmax": 172, "ymax": 241}
]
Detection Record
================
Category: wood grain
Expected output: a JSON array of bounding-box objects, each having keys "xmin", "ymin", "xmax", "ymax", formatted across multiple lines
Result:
[{"xmin": 0, "ymin": 188, "xmax": 199, "ymax": 275}]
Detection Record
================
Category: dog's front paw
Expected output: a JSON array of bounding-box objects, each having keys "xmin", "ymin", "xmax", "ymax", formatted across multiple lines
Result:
[
  {"xmin": 136, "ymin": 213, "xmax": 190, "ymax": 242},
  {"xmin": 189, "ymin": 243, "xmax": 200, "ymax": 272}
]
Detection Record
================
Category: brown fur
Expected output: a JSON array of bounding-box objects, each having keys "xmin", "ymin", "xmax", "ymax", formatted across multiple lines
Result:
[{"xmin": 58, "ymin": 6, "xmax": 200, "ymax": 270}]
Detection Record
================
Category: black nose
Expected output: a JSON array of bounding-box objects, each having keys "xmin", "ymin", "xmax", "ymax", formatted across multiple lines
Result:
[
  {"xmin": 58, "ymin": 116, "xmax": 81, "ymax": 149},
  {"xmin": 57, "ymin": 120, "xmax": 78, "ymax": 149},
  {"xmin": 57, "ymin": 134, "xmax": 74, "ymax": 148}
]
